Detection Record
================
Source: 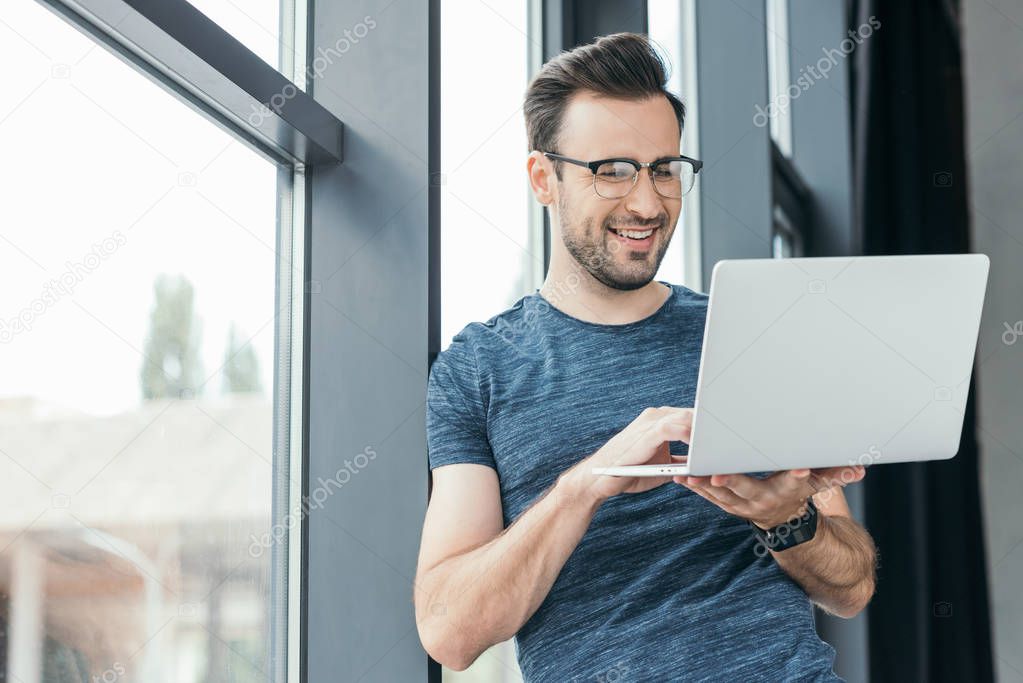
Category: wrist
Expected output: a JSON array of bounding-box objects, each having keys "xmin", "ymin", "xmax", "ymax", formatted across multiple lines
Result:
[
  {"xmin": 555, "ymin": 463, "xmax": 605, "ymax": 513},
  {"xmin": 751, "ymin": 497, "xmax": 815, "ymax": 530},
  {"xmin": 749, "ymin": 497, "xmax": 819, "ymax": 553}
]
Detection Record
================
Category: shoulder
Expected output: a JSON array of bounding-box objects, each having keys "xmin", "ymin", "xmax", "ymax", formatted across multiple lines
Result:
[
  {"xmin": 663, "ymin": 282, "xmax": 709, "ymax": 322},
  {"xmin": 435, "ymin": 294, "xmax": 540, "ymax": 364},
  {"xmin": 667, "ymin": 281, "xmax": 709, "ymax": 305}
]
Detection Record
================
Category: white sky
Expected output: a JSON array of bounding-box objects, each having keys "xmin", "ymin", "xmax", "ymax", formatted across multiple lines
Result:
[{"xmin": 0, "ymin": 0, "xmax": 281, "ymax": 417}]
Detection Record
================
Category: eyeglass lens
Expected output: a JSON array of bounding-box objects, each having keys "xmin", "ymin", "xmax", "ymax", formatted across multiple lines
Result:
[{"xmin": 592, "ymin": 160, "xmax": 696, "ymax": 199}]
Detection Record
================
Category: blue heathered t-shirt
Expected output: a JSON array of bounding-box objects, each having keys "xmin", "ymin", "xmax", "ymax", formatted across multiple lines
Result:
[{"xmin": 426, "ymin": 281, "xmax": 841, "ymax": 682}]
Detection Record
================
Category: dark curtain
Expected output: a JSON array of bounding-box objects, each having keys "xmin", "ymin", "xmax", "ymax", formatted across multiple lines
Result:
[{"xmin": 849, "ymin": 0, "xmax": 995, "ymax": 681}]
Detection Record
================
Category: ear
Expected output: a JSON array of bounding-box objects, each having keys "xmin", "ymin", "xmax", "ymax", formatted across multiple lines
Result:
[{"xmin": 527, "ymin": 151, "xmax": 556, "ymax": 206}]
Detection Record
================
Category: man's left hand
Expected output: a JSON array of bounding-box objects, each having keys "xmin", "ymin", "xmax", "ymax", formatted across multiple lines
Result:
[{"xmin": 673, "ymin": 465, "xmax": 866, "ymax": 528}]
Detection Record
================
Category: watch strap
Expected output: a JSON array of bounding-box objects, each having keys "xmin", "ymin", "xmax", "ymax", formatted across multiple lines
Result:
[{"xmin": 749, "ymin": 497, "xmax": 818, "ymax": 554}]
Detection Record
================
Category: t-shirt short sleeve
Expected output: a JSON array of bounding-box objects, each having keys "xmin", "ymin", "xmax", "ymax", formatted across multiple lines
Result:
[{"xmin": 426, "ymin": 333, "xmax": 497, "ymax": 471}]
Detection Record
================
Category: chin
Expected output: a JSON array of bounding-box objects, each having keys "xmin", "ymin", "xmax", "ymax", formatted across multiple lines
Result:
[{"xmin": 599, "ymin": 271, "xmax": 656, "ymax": 292}]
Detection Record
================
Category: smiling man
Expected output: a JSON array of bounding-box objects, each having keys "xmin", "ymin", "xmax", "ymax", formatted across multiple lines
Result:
[{"xmin": 415, "ymin": 32, "xmax": 877, "ymax": 681}]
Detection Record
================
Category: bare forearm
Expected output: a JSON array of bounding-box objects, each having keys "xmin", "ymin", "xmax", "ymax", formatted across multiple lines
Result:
[
  {"xmin": 771, "ymin": 514, "xmax": 877, "ymax": 618},
  {"xmin": 415, "ymin": 470, "xmax": 600, "ymax": 668}
]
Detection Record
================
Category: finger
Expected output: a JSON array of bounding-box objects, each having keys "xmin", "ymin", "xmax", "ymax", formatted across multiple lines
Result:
[
  {"xmin": 777, "ymin": 468, "xmax": 815, "ymax": 496},
  {"xmin": 637, "ymin": 417, "xmax": 692, "ymax": 452},
  {"xmin": 680, "ymin": 481, "xmax": 741, "ymax": 514},
  {"xmin": 607, "ymin": 418, "xmax": 691, "ymax": 467},
  {"xmin": 626, "ymin": 476, "xmax": 673, "ymax": 493},
  {"xmin": 685, "ymin": 478, "xmax": 747, "ymax": 509},
  {"xmin": 708, "ymin": 473, "xmax": 767, "ymax": 499},
  {"xmin": 644, "ymin": 406, "xmax": 695, "ymax": 427}
]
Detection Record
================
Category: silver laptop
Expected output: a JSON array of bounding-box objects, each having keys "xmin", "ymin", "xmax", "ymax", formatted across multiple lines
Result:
[{"xmin": 593, "ymin": 254, "xmax": 990, "ymax": 477}]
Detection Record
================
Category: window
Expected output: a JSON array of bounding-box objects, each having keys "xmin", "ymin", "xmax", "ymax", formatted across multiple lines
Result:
[
  {"xmin": 764, "ymin": 0, "xmax": 811, "ymax": 259},
  {"xmin": 649, "ymin": 0, "xmax": 703, "ymax": 290},
  {"xmin": 765, "ymin": 0, "xmax": 793, "ymax": 157},
  {"xmin": 0, "ymin": 2, "xmax": 300, "ymax": 680},
  {"xmin": 440, "ymin": 0, "xmax": 538, "ymax": 349},
  {"xmin": 438, "ymin": 0, "xmax": 532, "ymax": 680}
]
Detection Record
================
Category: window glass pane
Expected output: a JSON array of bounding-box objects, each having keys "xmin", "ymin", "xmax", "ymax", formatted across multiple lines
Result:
[
  {"xmin": 439, "ymin": 1, "xmax": 530, "ymax": 681},
  {"xmin": 0, "ymin": 3, "xmax": 285, "ymax": 681},
  {"xmin": 765, "ymin": 0, "xmax": 793, "ymax": 156},
  {"xmin": 649, "ymin": 0, "xmax": 700, "ymax": 289},
  {"xmin": 441, "ymin": 0, "xmax": 536, "ymax": 349}
]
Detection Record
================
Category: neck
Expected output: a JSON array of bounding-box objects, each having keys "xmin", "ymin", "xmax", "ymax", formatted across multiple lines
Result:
[{"xmin": 539, "ymin": 258, "xmax": 671, "ymax": 325}]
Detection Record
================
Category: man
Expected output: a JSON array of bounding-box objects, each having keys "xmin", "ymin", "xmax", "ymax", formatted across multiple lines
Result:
[{"xmin": 415, "ymin": 32, "xmax": 877, "ymax": 681}]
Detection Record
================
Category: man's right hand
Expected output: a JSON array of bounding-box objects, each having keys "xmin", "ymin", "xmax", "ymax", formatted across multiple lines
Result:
[{"xmin": 560, "ymin": 407, "xmax": 694, "ymax": 505}]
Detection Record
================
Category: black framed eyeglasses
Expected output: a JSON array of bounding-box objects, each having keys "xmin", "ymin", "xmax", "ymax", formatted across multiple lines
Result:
[{"xmin": 543, "ymin": 152, "xmax": 703, "ymax": 199}]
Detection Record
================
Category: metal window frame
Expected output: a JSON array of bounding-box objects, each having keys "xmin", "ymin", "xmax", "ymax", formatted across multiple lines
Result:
[
  {"xmin": 303, "ymin": 0, "xmax": 434, "ymax": 680},
  {"xmin": 771, "ymin": 140, "xmax": 813, "ymax": 256}
]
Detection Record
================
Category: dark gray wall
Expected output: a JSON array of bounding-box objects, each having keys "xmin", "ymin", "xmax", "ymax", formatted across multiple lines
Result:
[
  {"xmin": 305, "ymin": 0, "xmax": 432, "ymax": 680},
  {"xmin": 694, "ymin": 0, "xmax": 774, "ymax": 290},
  {"xmin": 961, "ymin": 1, "xmax": 1023, "ymax": 681},
  {"xmin": 787, "ymin": 0, "xmax": 855, "ymax": 258}
]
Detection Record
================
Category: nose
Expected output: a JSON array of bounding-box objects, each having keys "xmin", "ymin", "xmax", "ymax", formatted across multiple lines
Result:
[{"xmin": 624, "ymin": 167, "xmax": 665, "ymax": 221}]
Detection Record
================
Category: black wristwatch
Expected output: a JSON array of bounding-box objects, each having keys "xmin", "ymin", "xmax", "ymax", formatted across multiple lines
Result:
[{"xmin": 748, "ymin": 497, "xmax": 818, "ymax": 554}]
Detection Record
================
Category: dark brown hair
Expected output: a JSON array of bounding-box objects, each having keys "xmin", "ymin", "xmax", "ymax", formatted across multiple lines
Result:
[{"xmin": 523, "ymin": 32, "xmax": 686, "ymax": 172}]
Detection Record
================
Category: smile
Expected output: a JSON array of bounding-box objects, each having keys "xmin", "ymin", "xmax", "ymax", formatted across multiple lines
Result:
[{"xmin": 609, "ymin": 227, "xmax": 655, "ymax": 240}]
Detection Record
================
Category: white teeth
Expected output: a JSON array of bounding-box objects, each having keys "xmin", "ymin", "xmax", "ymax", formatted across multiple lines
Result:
[{"xmin": 615, "ymin": 228, "xmax": 654, "ymax": 239}]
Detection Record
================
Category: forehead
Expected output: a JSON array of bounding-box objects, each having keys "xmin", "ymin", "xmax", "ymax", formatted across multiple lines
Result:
[{"xmin": 557, "ymin": 90, "xmax": 680, "ymax": 159}]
